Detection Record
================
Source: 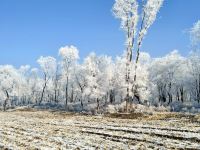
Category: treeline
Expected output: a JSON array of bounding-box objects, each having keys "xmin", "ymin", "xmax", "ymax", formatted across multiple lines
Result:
[{"xmin": 0, "ymin": 49, "xmax": 200, "ymax": 111}]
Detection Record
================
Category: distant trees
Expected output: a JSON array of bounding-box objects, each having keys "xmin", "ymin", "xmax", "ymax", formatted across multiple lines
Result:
[
  {"xmin": 189, "ymin": 20, "xmax": 200, "ymax": 103},
  {"xmin": 149, "ymin": 50, "xmax": 187, "ymax": 105},
  {"xmin": 188, "ymin": 53, "xmax": 200, "ymax": 103}
]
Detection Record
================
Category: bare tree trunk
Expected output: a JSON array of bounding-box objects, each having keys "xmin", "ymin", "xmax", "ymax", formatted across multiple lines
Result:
[
  {"xmin": 39, "ymin": 74, "xmax": 47, "ymax": 105},
  {"xmin": 54, "ymin": 90, "xmax": 57, "ymax": 103},
  {"xmin": 132, "ymin": 13, "xmax": 147, "ymax": 105},
  {"xmin": 54, "ymin": 65, "xmax": 60, "ymax": 104},
  {"xmin": 180, "ymin": 86, "xmax": 184, "ymax": 103},
  {"xmin": 198, "ymin": 74, "xmax": 200, "ymax": 103},
  {"xmin": 81, "ymin": 99, "xmax": 83, "ymax": 111},
  {"xmin": 125, "ymin": 21, "xmax": 134, "ymax": 113},
  {"xmin": 65, "ymin": 76, "xmax": 69, "ymax": 110},
  {"xmin": 176, "ymin": 90, "xmax": 180, "ymax": 101},
  {"xmin": 97, "ymin": 98, "xmax": 100, "ymax": 113},
  {"xmin": 3, "ymin": 90, "xmax": 9, "ymax": 111},
  {"xmin": 195, "ymin": 75, "xmax": 200, "ymax": 103},
  {"xmin": 54, "ymin": 79, "xmax": 58, "ymax": 103},
  {"xmin": 39, "ymin": 81, "xmax": 47, "ymax": 105},
  {"xmin": 196, "ymin": 79, "xmax": 198, "ymax": 100},
  {"xmin": 109, "ymin": 90, "xmax": 115, "ymax": 104},
  {"xmin": 125, "ymin": 91, "xmax": 129, "ymax": 112},
  {"xmin": 70, "ymin": 85, "xmax": 74, "ymax": 103},
  {"xmin": 158, "ymin": 85, "xmax": 162, "ymax": 103},
  {"xmin": 167, "ymin": 82, "xmax": 172, "ymax": 105},
  {"xmin": 80, "ymin": 87, "xmax": 84, "ymax": 111}
]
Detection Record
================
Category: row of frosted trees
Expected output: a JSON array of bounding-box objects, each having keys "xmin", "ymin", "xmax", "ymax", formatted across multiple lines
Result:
[
  {"xmin": 0, "ymin": 48, "xmax": 149, "ymax": 111},
  {"xmin": 0, "ymin": 48, "xmax": 200, "ymax": 111}
]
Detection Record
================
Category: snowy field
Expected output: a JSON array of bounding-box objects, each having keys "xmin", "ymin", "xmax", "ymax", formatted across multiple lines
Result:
[{"xmin": 0, "ymin": 109, "xmax": 200, "ymax": 150}]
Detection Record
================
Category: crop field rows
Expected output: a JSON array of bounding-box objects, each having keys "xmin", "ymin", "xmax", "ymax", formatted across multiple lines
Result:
[{"xmin": 0, "ymin": 110, "xmax": 200, "ymax": 150}]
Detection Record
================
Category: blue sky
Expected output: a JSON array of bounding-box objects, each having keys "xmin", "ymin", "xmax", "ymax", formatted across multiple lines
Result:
[{"xmin": 0, "ymin": 0, "xmax": 199, "ymax": 67}]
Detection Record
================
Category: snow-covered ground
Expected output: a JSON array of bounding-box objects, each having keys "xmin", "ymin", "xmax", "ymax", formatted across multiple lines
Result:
[{"xmin": 0, "ymin": 109, "xmax": 200, "ymax": 150}]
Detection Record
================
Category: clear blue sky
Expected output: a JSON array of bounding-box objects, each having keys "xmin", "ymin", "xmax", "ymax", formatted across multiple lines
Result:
[{"xmin": 0, "ymin": 0, "xmax": 200, "ymax": 67}]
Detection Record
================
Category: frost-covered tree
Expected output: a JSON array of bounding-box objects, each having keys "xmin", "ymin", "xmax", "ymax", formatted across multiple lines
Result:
[
  {"xmin": 37, "ymin": 56, "xmax": 57, "ymax": 104},
  {"xmin": 59, "ymin": 45, "xmax": 79, "ymax": 109},
  {"xmin": 74, "ymin": 64, "xmax": 88, "ymax": 110},
  {"xmin": 104, "ymin": 57, "xmax": 120, "ymax": 104},
  {"xmin": 188, "ymin": 53, "xmax": 200, "ymax": 103},
  {"xmin": 134, "ymin": 0, "xmax": 164, "ymax": 92},
  {"xmin": 83, "ymin": 53, "xmax": 103, "ymax": 111},
  {"xmin": 149, "ymin": 50, "xmax": 187, "ymax": 105},
  {"xmin": 190, "ymin": 20, "xmax": 200, "ymax": 50},
  {"xmin": 135, "ymin": 52, "xmax": 150, "ymax": 102},
  {"xmin": 53, "ymin": 64, "xmax": 62, "ymax": 103},
  {"xmin": 0, "ymin": 65, "xmax": 21, "ymax": 110},
  {"xmin": 113, "ymin": 0, "xmax": 139, "ymax": 111},
  {"xmin": 113, "ymin": 0, "xmax": 164, "ymax": 111},
  {"xmin": 188, "ymin": 20, "xmax": 200, "ymax": 103},
  {"xmin": 28, "ymin": 68, "xmax": 41, "ymax": 104},
  {"xmin": 17, "ymin": 65, "xmax": 32, "ymax": 105}
]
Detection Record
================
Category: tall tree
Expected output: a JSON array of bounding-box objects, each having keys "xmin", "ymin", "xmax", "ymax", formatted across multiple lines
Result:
[
  {"xmin": 113, "ymin": 0, "xmax": 163, "ymax": 111},
  {"xmin": 113, "ymin": 0, "xmax": 139, "ymax": 111},
  {"xmin": 37, "ymin": 56, "xmax": 57, "ymax": 105},
  {"xmin": 59, "ymin": 45, "xmax": 79, "ymax": 110}
]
